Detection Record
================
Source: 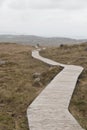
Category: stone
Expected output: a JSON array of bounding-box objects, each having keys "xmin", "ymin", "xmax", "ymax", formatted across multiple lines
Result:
[
  {"xmin": 34, "ymin": 77, "xmax": 41, "ymax": 83},
  {"xmin": 32, "ymin": 72, "xmax": 41, "ymax": 78},
  {"xmin": 0, "ymin": 60, "xmax": 6, "ymax": 65},
  {"xmin": 33, "ymin": 77, "xmax": 41, "ymax": 87}
]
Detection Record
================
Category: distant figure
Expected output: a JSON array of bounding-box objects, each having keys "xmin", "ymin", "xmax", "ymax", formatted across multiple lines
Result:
[
  {"xmin": 37, "ymin": 43, "xmax": 40, "ymax": 47},
  {"xmin": 60, "ymin": 44, "xmax": 64, "ymax": 48},
  {"xmin": 35, "ymin": 43, "xmax": 40, "ymax": 49}
]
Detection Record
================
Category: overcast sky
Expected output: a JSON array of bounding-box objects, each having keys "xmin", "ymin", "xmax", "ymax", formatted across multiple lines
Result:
[{"xmin": 0, "ymin": 0, "xmax": 87, "ymax": 39}]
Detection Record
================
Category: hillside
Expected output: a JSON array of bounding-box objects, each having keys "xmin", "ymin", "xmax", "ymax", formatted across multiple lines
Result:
[{"xmin": 0, "ymin": 35, "xmax": 87, "ymax": 46}]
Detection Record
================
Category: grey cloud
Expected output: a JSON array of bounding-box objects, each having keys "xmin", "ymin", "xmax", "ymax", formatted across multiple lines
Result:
[
  {"xmin": 7, "ymin": 0, "xmax": 87, "ymax": 11},
  {"xmin": 0, "ymin": 0, "xmax": 6, "ymax": 6},
  {"xmin": 0, "ymin": 0, "xmax": 87, "ymax": 39},
  {"xmin": 8, "ymin": 0, "xmax": 28, "ymax": 10},
  {"xmin": 8, "ymin": 0, "xmax": 52, "ymax": 10},
  {"xmin": 59, "ymin": 0, "xmax": 87, "ymax": 10}
]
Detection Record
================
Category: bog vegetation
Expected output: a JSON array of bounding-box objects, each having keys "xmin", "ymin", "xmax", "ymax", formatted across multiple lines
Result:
[
  {"xmin": 0, "ymin": 43, "xmax": 61, "ymax": 130},
  {"xmin": 0, "ymin": 43, "xmax": 87, "ymax": 130},
  {"xmin": 41, "ymin": 43, "xmax": 87, "ymax": 130}
]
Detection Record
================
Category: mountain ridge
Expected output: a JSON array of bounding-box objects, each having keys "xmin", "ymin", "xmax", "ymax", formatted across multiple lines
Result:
[{"xmin": 0, "ymin": 35, "xmax": 87, "ymax": 46}]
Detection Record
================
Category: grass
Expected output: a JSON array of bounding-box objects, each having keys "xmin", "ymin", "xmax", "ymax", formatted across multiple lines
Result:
[
  {"xmin": 0, "ymin": 43, "xmax": 62, "ymax": 130},
  {"xmin": 40, "ymin": 43, "xmax": 87, "ymax": 130}
]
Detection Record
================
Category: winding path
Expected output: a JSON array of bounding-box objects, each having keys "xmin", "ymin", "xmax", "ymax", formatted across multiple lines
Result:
[{"xmin": 27, "ymin": 49, "xmax": 84, "ymax": 130}]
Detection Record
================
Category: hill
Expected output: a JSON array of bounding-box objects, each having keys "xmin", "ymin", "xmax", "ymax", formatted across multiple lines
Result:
[{"xmin": 0, "ymin": 35, "xmax": 87, "ymax": 46}]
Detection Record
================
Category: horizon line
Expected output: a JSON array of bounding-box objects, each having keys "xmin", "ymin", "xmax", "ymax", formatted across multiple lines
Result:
[{"xmin": 0, "ymin": 33, "xmax": 87, "ymax": 40}]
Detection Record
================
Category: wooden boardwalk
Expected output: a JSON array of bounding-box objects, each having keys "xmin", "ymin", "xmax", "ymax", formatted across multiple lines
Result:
[{"xmin": 27, "ymin": 49, "xmax": 84, "ymax": 130}]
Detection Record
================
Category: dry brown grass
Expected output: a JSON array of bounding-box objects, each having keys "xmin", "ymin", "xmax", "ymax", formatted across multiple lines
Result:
[
  {"xmin": 0, "ymin": 43, "xmax": 61, "ymax": 130},
  {"xmin": 40, "ymin": 43, "xmax": 87, "ymax": 130}
]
